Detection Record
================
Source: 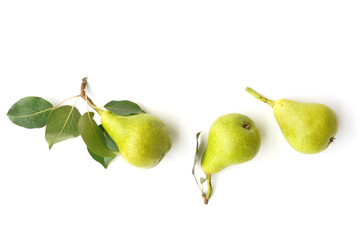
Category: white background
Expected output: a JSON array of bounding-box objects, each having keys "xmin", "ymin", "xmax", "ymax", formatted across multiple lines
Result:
[{"xmin": 1, "ymin": 1, "xmax": 359, "ymax": 239}]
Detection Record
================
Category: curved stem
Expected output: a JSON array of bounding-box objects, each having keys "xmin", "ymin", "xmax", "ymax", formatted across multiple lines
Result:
[
  {"xmin": 245, "ymin": 87, "xmax": 275, "ymax": 108},
  {"xmin": 80, "ymin": 77, "xmax": 103, "ymax": 115},
  {"xmin": 205, "ymin": 173, "xmax": 212, "ymax": 203},
  {"xmin": 54, "ymin": 95, "xmax": 80, "ymax": 108}
]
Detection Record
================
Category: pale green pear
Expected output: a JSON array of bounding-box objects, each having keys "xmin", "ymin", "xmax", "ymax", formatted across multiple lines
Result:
[
  {"xmin": 100, "ymin": 110, "xmax": 171, "ymax": 168},
  {"xmin": 201, "ymin": 113, "xmax": 261, "ymax": 175},
  {"xmin": 246, "ymin": 87, "xmax": 338, "ymax": 154},
  {"xmin": 198, "ymin": 113, "xmax": 261, "ymax": 203}
]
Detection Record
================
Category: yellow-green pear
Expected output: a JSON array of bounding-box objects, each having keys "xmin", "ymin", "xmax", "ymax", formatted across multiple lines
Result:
[
  {"xmin": 199, "ymin": 113, "xmax": 261, "ymax": 203},
  {"xmin": 246, "ymin": 87, "xmax": 338, "ymax": 154},
  {"xmin": 100, "ymin": 110, "xmax": 171, "ymax": 168}
]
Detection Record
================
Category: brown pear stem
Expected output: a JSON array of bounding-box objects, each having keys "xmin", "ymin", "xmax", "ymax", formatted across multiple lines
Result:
[
  {"xmin": 246, "ymin": 87, "xmax": 275, "ymax": 108},
  {"xmin": 80, "ymin": 77, "xmax": 103, "ymax": 115},
  {"xmin": 202, "ymin": 192, "xmax": 208, "ymax": 204}
]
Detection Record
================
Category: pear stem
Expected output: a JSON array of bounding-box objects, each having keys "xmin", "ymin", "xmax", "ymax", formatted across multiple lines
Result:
[
  {"xmin": 246, "ymin": 87, "xmax": 275, "ymax": 108},
  {"xmin": 205, "ymin": 173, "xmax": 212, "ymax": 203},
  {"xmin": 80, "ymin": 77, "xmax": 103, "ymax": 115},
  {"xmin": 53, "ymin": 95, "xmax": 80, "ymax": 108}
]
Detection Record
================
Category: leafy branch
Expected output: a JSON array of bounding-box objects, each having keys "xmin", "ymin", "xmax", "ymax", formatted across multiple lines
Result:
[{"xmin": 7, "ymin": 77, "xmax": 144, "ymax": 168}]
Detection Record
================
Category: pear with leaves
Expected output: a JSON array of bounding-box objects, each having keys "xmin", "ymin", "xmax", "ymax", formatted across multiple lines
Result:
[{"xmin": 7, "ymin": 77, "xmax": 172, "ymax": 169}]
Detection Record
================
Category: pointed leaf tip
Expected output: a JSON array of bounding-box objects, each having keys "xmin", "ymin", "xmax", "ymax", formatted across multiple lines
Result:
[{"xmin": 87, "ymin": 147, "xmax": 116, "ymax": 169}]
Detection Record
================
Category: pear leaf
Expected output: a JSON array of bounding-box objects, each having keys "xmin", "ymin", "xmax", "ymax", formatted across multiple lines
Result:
[
  {"xmin": 104, "ymin": 100, "xmax": 144, "ymax": 116},
  {"xmin": 87, "ymin": 148, "xmax": 117, "ymax": 169},
  {"xmin": 192, "ymin": 132, "xmax": 207, "ymax": 200},
  {"xmin": 7, "ymin": 96, "xmax": 54, "ymax": 128},
  {"xmin": 45, "ymin": 105, "xmax": 81, "ymax": 149},
  {"xmin": 78, "ymin": 112, "xmax": 117, "ymax": 158},
  {"xmin": 99, "ymin": 125, "xmax": 119, "ymax": 152},
  {"xmin": 86, "ymin": 124, "xmax": 119, "ymax": 168},
  {"xmin": 192, "ymin": 132, "xmax": 202, "ymax": 175}
]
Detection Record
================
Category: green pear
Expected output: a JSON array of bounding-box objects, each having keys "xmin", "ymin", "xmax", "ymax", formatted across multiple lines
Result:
[
  {"xmin": 199, "ymin": 113, "xmax": 261, "ymax": 203},
  {"xmin": 201, "ymin": 113, "xmax": 261, "ymax": 174},
  {"xmin": 246, "ymin": 87, "xmax": 338, "ymax": 154},
  {"xmin": 100, "ymin": 110, "xmax": 171, "ymax": 168}
]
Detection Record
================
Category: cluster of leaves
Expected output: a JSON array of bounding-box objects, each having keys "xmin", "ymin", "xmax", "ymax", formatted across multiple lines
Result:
[{"xmin": 7, "ymin": 97, "xmax": 144, "ymax": 168}]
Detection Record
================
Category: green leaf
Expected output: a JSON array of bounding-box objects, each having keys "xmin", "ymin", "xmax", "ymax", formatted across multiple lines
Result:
[
  {"xmin": 99, "ymin": 125, "xmax": 119, "ymax": 152},
  {"xmin": 192, "ymin": 132, "xmax": 202, "ymax": 175},
  {"xmin": 7, "ymin": 96, "xmax": 54, "ymax": 128},
  {"xmin": 104, "ymin": 100, "xmax": 144, "ymax": 116},
  {"xmin": 200, "ymin": 177, "xmax": 206, "ymax": 184},
  {"xmin": 87, "ymin": 148, "xmax": 116, "ymax": 169},
  {"xmin": 86, "ymin": 124, "xmax": 119, "ymax": 168},
  {"xmin": 45, "ymin": 105, "xmax": 81, "ymax": 149},
  {"xmin": 78, "ymin": 112, "xmax": 117, "ymax": 158}
]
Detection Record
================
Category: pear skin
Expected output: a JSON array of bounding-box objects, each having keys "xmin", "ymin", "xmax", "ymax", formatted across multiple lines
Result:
[
  {"xmin": 201, "ymin": 113, "xmax": 261, "ymax": 175},
  {"xmin": 100, "ymin": 111, "xmax": 171, "ymax": 168},
  {"xmin": 246, "ymin": 87, "xmax": 338, "ymax": 154}
]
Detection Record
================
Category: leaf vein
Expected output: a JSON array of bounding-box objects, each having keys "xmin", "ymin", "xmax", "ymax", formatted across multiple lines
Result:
[
  {"xmin": 51, "ymin": 105, "xmax": 77, "ymax": 146},
  {"xmin": 8, "ymin": 108, "xmax": 54, "ymax": 118}
]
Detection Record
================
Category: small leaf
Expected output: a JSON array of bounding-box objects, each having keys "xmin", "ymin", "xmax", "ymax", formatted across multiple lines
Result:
[
  {"xmin": 192, "ymin": 132, "xmax": 202, "ymax": 174},
  {"xmin": 7, "ymin": 96, "xmax": 54, "ymax": 128},
  {"xmin": 87, "ymin": 148, "xmax": 116, "ymax": 169},
  {"xmin": 104, "ymin": 100, "xmax": 144, "ymax": 116},
  {"xmin": 192, "ymin": 132, "xmax": 206, "ymax": 199},
  {"xmin": 99, "ymin": 125, "xmax": 119, "ymax": 152},
  {"xmin": 78, "ymin": 112, "xmax": 117, "ymax": 158},
  {"xmin": 45, "ymin": 105, "xmax": 81, "ymax": 149}
]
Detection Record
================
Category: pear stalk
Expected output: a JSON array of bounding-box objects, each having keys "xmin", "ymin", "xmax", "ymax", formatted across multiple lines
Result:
[
  {"xmin": 80, "ymin": 77, "xmax": 103, "ymax": 115},
  {"xmin": 205, "ymin": 174, "xmax": 212, "ymax": 202},
  {"xmin": 246, "ymin": 87, "xmax": 275, "ymax": 108}
]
